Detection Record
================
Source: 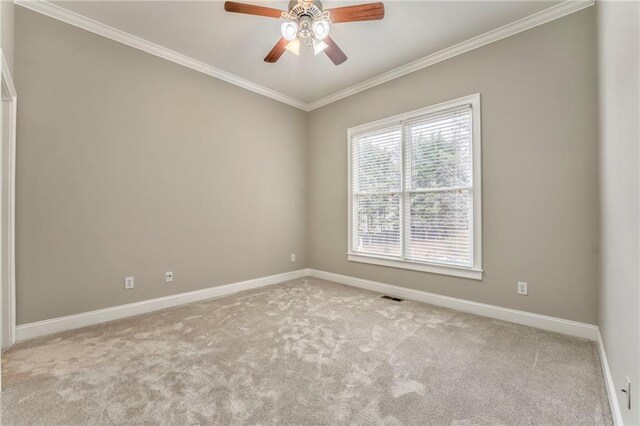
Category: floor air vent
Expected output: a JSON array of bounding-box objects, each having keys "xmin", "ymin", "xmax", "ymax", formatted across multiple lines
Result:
[{"xmin": 381, "ymin": 295, "xmax": 405, "ymax": 302}]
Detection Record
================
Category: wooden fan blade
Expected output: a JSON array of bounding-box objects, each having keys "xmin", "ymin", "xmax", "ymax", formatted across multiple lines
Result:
[
  {"xmin": 224, "ymin": 1, "xmax": 283, "ymax": 18},
  {"xmin": 326, "ymin": 2, "xmax": 384, "ymax": 23},
  {"xmin": 324, "ymin": 36, "xmax": 347, "ymax": 65},
  {"xmin": 265, "ymin": 37, "xmax": 289, "ymax": 63}
]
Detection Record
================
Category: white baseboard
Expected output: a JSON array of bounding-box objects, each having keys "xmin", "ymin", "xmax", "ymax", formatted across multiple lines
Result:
[
  {"xmin": 15, "ymin": 267, "xmax": 616, "ymax": 421},
  {"xmin": 16, "ymin": 267, "xmax": 599, "ymax": 343},
  {"xmin": 309, "ymin": 270, "xmax": 622, "ymax": 420},
  {"xmin": 597, "ymin": 330, "xmax": 624, "ymax": 425},
  {"xmin": 15, "ymin": 269, "xmax": 309, "ymax": 342},
  {"xmin": 308, "ymin": 269, "xmax": 598, "ymax": 340},
  {"xmin": 317, "ymin": 268, "xmax": 614, "ymax": 422}
]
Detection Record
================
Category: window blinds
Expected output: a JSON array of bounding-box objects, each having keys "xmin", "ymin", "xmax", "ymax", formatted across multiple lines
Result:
[
  {"xmin": 352, "ymin": 126, "xmax": 402, "ymax": 257},
  {"xmin": 351, "ymin": 104, "xmax": 474, "ymax": 267}
]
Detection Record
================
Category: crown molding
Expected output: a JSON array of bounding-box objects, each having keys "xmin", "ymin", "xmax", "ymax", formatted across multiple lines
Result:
[
  {"xmin": 306, "ymin": 0, "xmax": 595, "ymax": 111},
  {"xmin": 14, "ymin": 0, "xmax": 309, "ymax": 111},
  {"xmin": 15, "ymin": 0, "xmax": 594, "ymax": 112}
]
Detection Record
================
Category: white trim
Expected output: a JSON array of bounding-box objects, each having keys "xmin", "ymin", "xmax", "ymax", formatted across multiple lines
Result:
[
  {"xmin": 308, "ymin": 269, "xmax": 599, "ymax": 340},
  {"xmin": 0, "ymin": 51, "xmax": 17, "ymax": 349},
  {"xmin": 306, "ymin": 0, "xmax": 595, "ymax": 111},
  {"xmin": 347, "ymin": 94, "xmax": 482, "ymax": 280},
  {"xmin": 597, "ymin": 330, "xmax": 624, "ymax": 425},
  {"xmin": 347, "ymin": 94, "xmax": 480, "ymax": 136},
  {"xmin": 12, "ymin": 267, "xmax": 615, "ymax": 422},
  {"xmin": 15, "ymin": 0, "xmax": 594, "ymax": 112},
  {"xmin": 347, "ymin": 254, "xmax": 483, "ymax": 280},
  {"xmin": 15, "ymin": 269, "xmax": 309, "ymax": 342},
  {"xmin": 16, "ymin": 268, "xmax": 601, "ymax": 345},
  {"xmin": 13, "ymin": 0, "xmax": 308, "ymax": 111}
]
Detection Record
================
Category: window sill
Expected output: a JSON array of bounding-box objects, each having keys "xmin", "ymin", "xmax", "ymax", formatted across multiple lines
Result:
[{"xmin": 347, "ymin": 253, "xmax": 483, "ymax": 280}]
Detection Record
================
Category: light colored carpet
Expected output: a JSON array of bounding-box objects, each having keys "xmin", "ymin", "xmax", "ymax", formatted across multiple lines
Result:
[{"xmin": 1, "ymin": 277, "xmax": 611, "ymax": 425}]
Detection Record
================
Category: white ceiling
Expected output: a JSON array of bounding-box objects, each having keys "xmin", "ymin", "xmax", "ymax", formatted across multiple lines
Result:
[{"xmin": 50, "ymin": 0, "xmax": 559, "ymax": 104}]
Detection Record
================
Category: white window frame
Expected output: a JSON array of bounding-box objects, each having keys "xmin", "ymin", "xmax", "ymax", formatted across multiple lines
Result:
[{"xmin": 347, "ymin": 94, "xmax": 483, "ymax": 280}]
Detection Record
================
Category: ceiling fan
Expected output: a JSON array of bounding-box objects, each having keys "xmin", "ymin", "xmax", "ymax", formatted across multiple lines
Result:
[{"xmin": 224, "ymin": 0, "xmax": 385, "ymax": 65}]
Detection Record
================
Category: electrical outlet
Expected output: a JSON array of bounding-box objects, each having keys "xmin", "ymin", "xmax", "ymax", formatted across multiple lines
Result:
[
  {"xmin": 165, "ymin": 271, "xmax": 173, "ymax": 282},
  {"xmin": 290, "ymin": 253, "xmax": 296, "ymax": 262},
  {"xmin": 124, "ymin": 276, "xmax": 134, "ymax": 290},
  {"xmin": 517, "ymin": 281, "xmax": 528, "ymax": 295}
]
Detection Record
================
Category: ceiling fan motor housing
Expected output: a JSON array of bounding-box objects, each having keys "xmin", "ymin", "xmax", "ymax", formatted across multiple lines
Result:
[
  {"xmin": 282, "ymin": 0, "xmax": 331, "ymax": 48},
  {"xmin": 287, "ymin": 0, "xmax": 324, "ymax": 20}
]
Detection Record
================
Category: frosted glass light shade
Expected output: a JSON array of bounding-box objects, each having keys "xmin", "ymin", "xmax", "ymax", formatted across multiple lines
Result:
[
  {"xmin": 285, "ymin": 39, "xmax": 300, "ymax": 55},
  {"xmin": 313, "ymin": 39, "xmax": 328, "ymax": 55},
  {"xmin": 312, "ymin": 20, "xmax": 330, "ymax": 40},
  {"xmin": 281, "ymin": 22, "xmax": 299, "ymax": 41}
]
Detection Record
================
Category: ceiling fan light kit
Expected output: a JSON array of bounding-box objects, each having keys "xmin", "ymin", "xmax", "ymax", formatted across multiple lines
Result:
[
  {"xmin": 224, "ymin": 0, "xmax": 385, "ymax": 65},
  {"xmin": 285, "ymin": 38, "xmax": 301, "ymax": 55},
  {"xmin": 313, "ymin": 39, "xmax": 329, "ymax": 55},
  {"xmin": 281, "ymin": 21, "xmax": 299, "ymax": 41},
  {"xmin": 312, "ymin": 20, "xmax": 330, "ymax": 40}
]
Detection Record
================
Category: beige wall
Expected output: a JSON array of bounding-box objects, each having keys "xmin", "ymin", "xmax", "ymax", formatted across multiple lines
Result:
[
  {"xmin": 1, "ymin": 0, "xmax": 15, "ymax": 360},
  {"xmin": 597, "ymin": 1, "xmax": 640, "ymax": 423},
  {"xmin": 307, "ymin": 8, "xmax": 599, "ymax": 324},
  {"xmin": 1, "ymin": 0, "xmax": 14, "ymax": 73},
  {"xmin": 14, "ymin": 6, "xmax": 602, "ymax": 327},
  {"xmin": 14, "ymin": 8, "xmax": 307, "ymax": 324}
]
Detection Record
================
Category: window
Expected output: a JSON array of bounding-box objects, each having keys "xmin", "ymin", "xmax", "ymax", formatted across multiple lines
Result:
[{"xmin": 348, "ymin": 94, "xmax": 482, "ymax": 280}]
